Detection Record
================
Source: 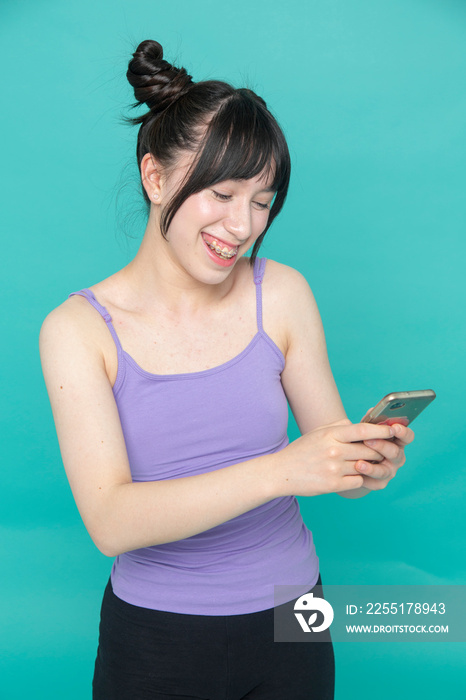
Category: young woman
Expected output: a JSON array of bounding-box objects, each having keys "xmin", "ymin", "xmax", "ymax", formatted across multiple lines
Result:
[{"xmin": 40, "ymin": 40, "xmax": 413, "ymax": 699}]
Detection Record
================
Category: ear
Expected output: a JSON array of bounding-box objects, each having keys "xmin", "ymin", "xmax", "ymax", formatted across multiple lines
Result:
[{"xmin": 140, "ymin": 153, "xmax": 164, "ymax": 205}]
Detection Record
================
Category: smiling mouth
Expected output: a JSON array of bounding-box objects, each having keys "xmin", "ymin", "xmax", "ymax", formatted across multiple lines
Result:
[{"xmin": 202, "ymin": 234, "xmax": 239, "ymax": 260}]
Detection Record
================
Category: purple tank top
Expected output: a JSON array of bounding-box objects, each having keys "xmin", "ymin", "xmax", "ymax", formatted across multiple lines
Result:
[{"xmin": 69, "ymin": 258, "xmax": 319, "ymax": 614}]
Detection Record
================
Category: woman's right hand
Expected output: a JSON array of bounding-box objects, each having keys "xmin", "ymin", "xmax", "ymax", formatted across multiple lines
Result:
[{"xmin": 274, "ymin": 421, "xmax": 395, "ymax": 498}]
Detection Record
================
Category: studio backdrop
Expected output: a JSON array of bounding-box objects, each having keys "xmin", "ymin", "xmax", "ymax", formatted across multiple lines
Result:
[{"xmin": 1, "ymin": 1, "xmax": 465, "ymax": 698}]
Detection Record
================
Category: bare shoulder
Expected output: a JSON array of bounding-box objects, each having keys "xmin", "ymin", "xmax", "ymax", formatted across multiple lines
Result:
[
  {"xmin": 262, "ymin": 261, "xmax": 345, "ymax": 431},
  {"xmin": 263, "ymin": 259, "xmax": 316, "ymax": 303},
  {"xmin": 40, "ymin": 295, "xmax": 106, "ymax": 351},
  {"xmin": 39, "ymin": 294, "xmax": 113, "ymax": 379},
  {"xmin": 261, "ymin": 259, "xmax": 322, "ymax": 354}
]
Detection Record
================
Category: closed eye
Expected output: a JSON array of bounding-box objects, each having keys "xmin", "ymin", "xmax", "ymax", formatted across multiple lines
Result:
[
  {"xmin": 253, "ymin": 201, "xmax": 271, "ymax": 210},
  {"xmin": 213, "ymin": 191, "xmax": 271, "ymax": 210},
  {"xmin": 212, "ymin": 191, "xmax": 232, "ymax": 202}
]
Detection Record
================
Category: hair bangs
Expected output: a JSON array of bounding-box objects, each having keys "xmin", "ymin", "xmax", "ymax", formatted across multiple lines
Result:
[
  {"xmin": 199, "ymin": 96, "xmax": 286, "ymax": 188},
  {"xmin": 160, "ymin": 89, "xmax": 291, "ymax": 265}
]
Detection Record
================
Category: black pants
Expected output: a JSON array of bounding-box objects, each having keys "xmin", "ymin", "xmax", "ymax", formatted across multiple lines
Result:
[{"xmin": 93, "ymin": 576, "xmax": 335, "ymax": 699}]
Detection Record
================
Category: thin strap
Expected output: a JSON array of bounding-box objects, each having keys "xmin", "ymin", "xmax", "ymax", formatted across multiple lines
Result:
[
  {"xmin": 253, "ymin": 257, "xmax": 267, "ymax": 332},
  {"xmin": 253, "ymin": 256, "xmax": 267, "ymax": 285},
  {"xmin": 68, "ymin": 289, "xmax": 124, "ymax": 354}
]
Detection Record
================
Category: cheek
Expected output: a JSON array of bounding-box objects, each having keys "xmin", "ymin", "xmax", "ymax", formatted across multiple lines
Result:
[
  {"xmin": 252, "ymin": 210, "xmax": 270, "ymax": 235},
  {"xmin": 196, "ymin": 196, "xmax": 224, "ymax": 220},
  {"xmin": 177, "ymin": 194, "xmax": 223, "ymax": 223}
]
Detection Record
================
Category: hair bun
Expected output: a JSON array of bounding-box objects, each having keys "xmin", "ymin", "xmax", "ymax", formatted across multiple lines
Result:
[{"xmin": 127, "ymin": 40, "xmax": 193, "ymax": 120}]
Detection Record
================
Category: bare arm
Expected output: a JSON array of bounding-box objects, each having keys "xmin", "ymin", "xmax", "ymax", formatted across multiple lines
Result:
[
  {"xmin": 277, "ymin": 266, "xmax": 348, "ymax": 434},
  {"xmin": 269, "ymin": 263, "xmax": 414, "ymax": 499}
]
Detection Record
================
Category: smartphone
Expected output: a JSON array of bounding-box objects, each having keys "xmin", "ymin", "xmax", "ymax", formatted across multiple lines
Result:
[{"xmin": 362, "ymin": 390, "xmax": 436, "ymax": 427}]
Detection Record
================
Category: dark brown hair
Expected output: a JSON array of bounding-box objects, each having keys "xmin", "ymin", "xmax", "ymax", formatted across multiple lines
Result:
[{"xmin": 126, "ymin": 40, "xmax": 291, "ymax": 265}]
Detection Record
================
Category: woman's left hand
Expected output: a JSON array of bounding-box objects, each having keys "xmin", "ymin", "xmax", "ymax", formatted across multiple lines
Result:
[{"xmin": 354, "ymin": 423, "xmax": 415, "ymax": 491}]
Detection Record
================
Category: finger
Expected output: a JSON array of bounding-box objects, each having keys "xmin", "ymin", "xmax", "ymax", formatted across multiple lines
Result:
[
  {"xmin": 391, "ymin": 424, "xmax": 415, "ymax": 446},
  {"xmin": 344, "ymin": 443, "xmax": 385, "ymax": 463},
  {"xmin": 354, "ymin": 460, "xmax": 395, "ymax": 480},
  {"xmin": 363, "ymin": 438, "xmax": 401, "ymax": 463},
  {"xmin": 337, "ymin": 422, "xmax": 395, "ymax": 444},
  {"xmin": 337, "ymin": 474, "xmax": 367, "ymax": 492}
]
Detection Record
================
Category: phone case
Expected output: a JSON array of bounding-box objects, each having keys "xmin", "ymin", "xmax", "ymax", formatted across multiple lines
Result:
[{"xmin": 362, "ymin": 390, "xmax": 436, "ymax": 426}]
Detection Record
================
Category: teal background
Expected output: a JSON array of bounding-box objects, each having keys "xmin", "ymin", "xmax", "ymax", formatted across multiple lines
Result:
[{"xmin": 1, "ymin": 0, "xmax": 465, "ymax": 697}]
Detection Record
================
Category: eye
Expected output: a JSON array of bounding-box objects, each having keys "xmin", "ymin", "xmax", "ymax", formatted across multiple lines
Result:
[
  {"xmin": 212, "ymin": 190, "xmax": 231, "ymax": 202},
  {"xmin": 253, "ymin": 201, "xmax": 271, "ymax": 211}
]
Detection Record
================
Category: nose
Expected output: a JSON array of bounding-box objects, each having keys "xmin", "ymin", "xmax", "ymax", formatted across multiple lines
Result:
[{"xmin": 223, "ymin": 199, "xmax": 251, "ymax": 241}]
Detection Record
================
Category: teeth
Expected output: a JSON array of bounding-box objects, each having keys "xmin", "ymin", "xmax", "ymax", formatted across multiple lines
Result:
[{"xmin": 205, "ymin": 238, "xmax": 237, "ymax": 259}]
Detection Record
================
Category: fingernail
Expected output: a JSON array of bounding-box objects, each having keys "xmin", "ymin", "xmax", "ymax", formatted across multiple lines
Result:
[
  {"xmin": 357, "ymin": 462, "xmax": 368, "ymax": 472},
  {"xmin": 366, "ymin": 440, "xmax": 377, "ymax": 447}
]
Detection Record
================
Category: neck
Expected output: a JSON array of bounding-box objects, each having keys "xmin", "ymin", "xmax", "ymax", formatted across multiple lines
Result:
[{"xmin": 121, "ymin": 214, "xmax": 238, "ymax": 313}]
